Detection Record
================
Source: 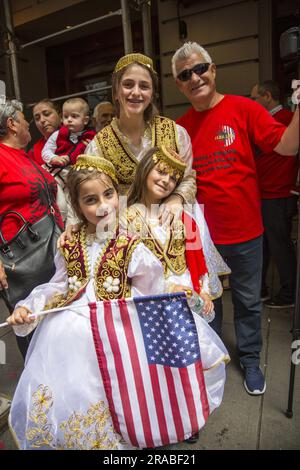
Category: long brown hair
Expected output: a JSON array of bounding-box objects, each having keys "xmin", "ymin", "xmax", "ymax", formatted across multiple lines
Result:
[{"xmin": 111, "ymin": 62, "xmax": 159, "ymax": 123}]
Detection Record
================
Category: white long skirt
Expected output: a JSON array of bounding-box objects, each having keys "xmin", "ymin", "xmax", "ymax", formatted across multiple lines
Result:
[{"xmin": 9, "ymin": 306, "xmax": 229, "ymax": 450}]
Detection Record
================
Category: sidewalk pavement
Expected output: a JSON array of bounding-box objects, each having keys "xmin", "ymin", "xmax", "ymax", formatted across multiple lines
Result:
[{"xmin": 0, "ymin": 291, "xmax": 299, "ymax": 450}]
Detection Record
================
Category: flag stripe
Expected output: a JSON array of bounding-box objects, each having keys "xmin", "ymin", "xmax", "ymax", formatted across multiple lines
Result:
[
  {"xmin": 104, "ymin": 300, "xmax": 139, "ymax": 447},
  {"xmin": 110, "ymin": 302, "xmax": 145, "ymax": 445},
  {"xmin": 164, "ymin": 366, "xmax": 185, "ymax": 442},
  {"xmin": 89, "ymin": 302, "xmax": 121, "ymax": 435},
  {"xmin": 187, "ymin": 364, "xmax": 205, "ymax": 430},
  {"xmin": 149, "ymin": 364, "xmax": 170, "ymax": 445},
  {"xmin": 179, "ymin": 367, "xmax": 199, "ymax": 435},
  {"xmin": 195, "ymin": 361, "xmax": 210, "ymax": 421},
  {"xmin": 127, "ymin": 302, "xmax": 163, "ymax": 445},
  {"xmin": 118, "ymin": 299, "xmax": 154, "ymax": 448}
]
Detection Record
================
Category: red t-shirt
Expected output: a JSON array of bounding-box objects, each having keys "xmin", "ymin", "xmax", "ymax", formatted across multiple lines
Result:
[
  {"xmin": 177, "ymin": 95, "xmax": 286, "ymax": 244},
  {"xmin": 28, "ymin": 137, "xmax": 46, "ymax": 166},
  {"xmin": 255, "ymin": 108, "xmax": 298, "ymax": 199},
  {"xmin": 0, "ymin": 143, "xmax": 63, "ymax": 242}
]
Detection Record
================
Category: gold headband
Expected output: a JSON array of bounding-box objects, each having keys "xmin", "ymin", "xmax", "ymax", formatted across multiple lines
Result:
[
  {"xmin": 72, "ymin": 155, "xmax": 118, "ymax": 185},
  {"xmin": 114, "ymin": 53, "xmax": 156, "ymax": 74},
  {"xmin": 152, "ymin": 145, "xmax": 186, "ymax": 181}
]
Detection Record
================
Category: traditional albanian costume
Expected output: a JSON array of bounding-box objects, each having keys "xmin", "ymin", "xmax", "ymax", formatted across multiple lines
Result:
[{"xmin": 85, "ymin": 53, "xmax": 196, "ymax": 202}]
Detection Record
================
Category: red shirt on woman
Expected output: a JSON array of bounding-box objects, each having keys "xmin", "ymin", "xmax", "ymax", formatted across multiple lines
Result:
[{"xmin": 0, "ymin": 143, "xmax": 63, "ymax": 242}]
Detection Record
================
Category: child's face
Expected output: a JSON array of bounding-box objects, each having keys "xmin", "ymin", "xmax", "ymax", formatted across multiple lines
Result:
[
  {"xmin": 78, "ymin": 176, "xmax": 119, "ymax": 233},
  {"xmin": 145, "ymin": 164, "xmax": 177, "ymax": 204},
  {"xmin": 116, "ymin": 64, "xmax": 153, "ymax": 118},
  {"xmin": 62, "ymin": 103, "xmax": 89, "ymax": 133}
]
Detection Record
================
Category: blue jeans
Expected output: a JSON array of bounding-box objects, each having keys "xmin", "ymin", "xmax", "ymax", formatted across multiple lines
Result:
[{"xmin": 211, "ymin": 235, "xmax": 263, "ymax": 367}]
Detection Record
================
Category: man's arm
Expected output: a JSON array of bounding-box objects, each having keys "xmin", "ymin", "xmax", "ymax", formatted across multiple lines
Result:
[{"xmin": 274, "ymin": 106, "xmax": 299, "ymax": 156}]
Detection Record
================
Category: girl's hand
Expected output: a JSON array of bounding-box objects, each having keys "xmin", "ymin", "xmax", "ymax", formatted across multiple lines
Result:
[
  {"xmin": 57, "ymin": 224, "xmax": 80, "ymax": 248},
  {"xmin": 6, "ymin": 307, "xmax": 34, "ymax": 326},
  {"xmin": 0, "ymin": 261, "xmax": 8, "ymax": 290},
  {"xmin": 168, "ymin": 284, "xmax": 190, "ymax": 294},
  {"xmin": 199, "ymin": 292, "xmax": 214, "ymax": 316},
  {"xmin": 158, "ymin": 195, "xmax": 183, "ymax": 226}
]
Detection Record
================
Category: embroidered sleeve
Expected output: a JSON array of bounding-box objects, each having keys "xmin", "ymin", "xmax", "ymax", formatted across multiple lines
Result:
[
  {"xmin": 172, "ymin": 125, "xmax": 196, "ymax": 204},
  {"xmin": 200, "ymin": 273, "xmax": 210, "ymax": 295}
]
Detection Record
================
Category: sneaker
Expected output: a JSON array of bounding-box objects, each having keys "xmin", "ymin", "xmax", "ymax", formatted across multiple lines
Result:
[
  {"xmin": 265, "ymin": 297, "xmax": 294, "ymax": 309},
  {"xmin": 241, "ymin": 365, "xmax": 266, "ymax": 395},
  {"xmin": 185, "ymin": 431, "xmax": 199, "ymax": 444}
]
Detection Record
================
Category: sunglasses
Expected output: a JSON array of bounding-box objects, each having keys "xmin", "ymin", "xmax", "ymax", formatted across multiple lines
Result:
[{"xmin": 177, "ymin": 63, "xmax": 210, "ymax": 82}]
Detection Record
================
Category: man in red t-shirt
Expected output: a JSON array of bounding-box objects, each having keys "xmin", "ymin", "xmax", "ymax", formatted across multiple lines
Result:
[
  {"xmin": 172, "ymin": 41, "xmax": 299, "ymax": 396},
  {"xmin": 251, "ymin": 80, "xmax": 298, "ymax": 308}
]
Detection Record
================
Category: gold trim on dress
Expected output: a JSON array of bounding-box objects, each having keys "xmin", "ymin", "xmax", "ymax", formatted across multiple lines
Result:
[
  {"xmin": 94, "ymin": 116, "xmax": 179, "ymax": 189},
  {"xmin": 126, "ymin": 205, "xmax": 187, "ymax": 277},
  {"xmin": 24, "ymin": 385, "xmax": 121, "ymax": 449}
]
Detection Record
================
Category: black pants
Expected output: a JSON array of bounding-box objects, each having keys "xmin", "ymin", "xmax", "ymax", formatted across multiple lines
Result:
[
  {"xmin": 261, "ymin": 197, "xmax": 297, "ymax": 303},
  {"xmin": 0, "ymin": 290, "xmax": 33, "ymax": 360}
]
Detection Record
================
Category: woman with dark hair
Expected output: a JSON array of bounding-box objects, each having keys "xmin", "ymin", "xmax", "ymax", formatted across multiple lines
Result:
[
  {"xmin": 85, "ymin": 53, "xmax": 196, "ymax": 221},
  {"xmin": 0, "ymin": 98, "xmax": 63, "ymax": 358},
  {"xmin": 28, "ymin": 99, "xmax": 61, "ymax": 165}
]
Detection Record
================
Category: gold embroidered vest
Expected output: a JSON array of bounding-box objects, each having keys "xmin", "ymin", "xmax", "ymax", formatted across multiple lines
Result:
[
  {"xmin": 125, "ymin": 205, "xmax": 186, "ymax": 277},
  {"xmin": 45, "ymin": 227, "xmax": 140, "ymax": 310},
  {"xmin": 94, "ymin": 116, "xmax": 179, "ymax": 191}
]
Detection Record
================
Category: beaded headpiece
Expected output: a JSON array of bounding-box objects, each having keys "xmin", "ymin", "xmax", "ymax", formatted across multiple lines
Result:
[
  {"xmin": 72, "ymin": 155, "xmax": 118, "ymax": 185},
  {"xmin": 152, "ymin": 145, "xmax": 186, "ymax": 182},
  {"xmin": 114, "ymin": 53, "xmax": 156, "ymax": 74}
]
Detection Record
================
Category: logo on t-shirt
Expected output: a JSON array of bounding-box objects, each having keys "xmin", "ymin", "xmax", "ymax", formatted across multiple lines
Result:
[{"xmin": 215, "ymin": 126, "xmax": 236, "ymax": 147}]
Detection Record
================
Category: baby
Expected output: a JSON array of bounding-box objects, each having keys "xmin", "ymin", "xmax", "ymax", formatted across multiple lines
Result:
[{"xmin": 42, "ymin": 97, "xmax": 96, "ymax": 224}]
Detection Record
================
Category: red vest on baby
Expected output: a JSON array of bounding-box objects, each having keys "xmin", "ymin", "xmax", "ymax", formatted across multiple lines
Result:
[{"xmin": 55, "ymin": 126, "xmax": 96, "ymax": 164}]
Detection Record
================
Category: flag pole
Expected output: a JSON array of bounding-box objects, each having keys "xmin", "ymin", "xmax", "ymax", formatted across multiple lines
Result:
[{"xmin": 0, "ymin": 292, "xmax": 189, "ymax": 329}]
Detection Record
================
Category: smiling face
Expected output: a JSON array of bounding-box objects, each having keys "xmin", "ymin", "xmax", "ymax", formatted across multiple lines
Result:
[
  {"xmin": 33, "ymin": 102, "xmax": 61, "ymax": 139},
  {"xmin": 175, "ymin": 52, "xmax": 216, "ymax": 110},
  {"xmin": 115, "ymin": 64, "xmax": 153, "ymax": 119},
  {"xmin": 145, "ymin": 163, "xmax": 177, "ymax": 205},
  {"xmin": 77, "ymin": 175, "xmax": 119, "ymax": 233}
]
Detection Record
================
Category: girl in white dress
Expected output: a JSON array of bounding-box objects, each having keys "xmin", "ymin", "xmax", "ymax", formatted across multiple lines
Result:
[
  {"xmin": 6, "ymin": 155, "xmax": 165, "ymax": 450},
  {"xmin": 125, "ymin": 146, "xmax": 230, "ymax": 443}
]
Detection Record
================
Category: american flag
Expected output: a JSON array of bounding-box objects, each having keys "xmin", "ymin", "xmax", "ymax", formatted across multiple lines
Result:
[{"xmin": 89, "ymin": 293, "xmax": 210, "ymax": 448}]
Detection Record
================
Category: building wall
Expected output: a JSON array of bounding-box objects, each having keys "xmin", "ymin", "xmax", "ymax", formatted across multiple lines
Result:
[
  {"xmin": 11, "ymin": 0, "xmax": 85, "ymax": 26},
  {"xmin": 158, "ymin": 0, "xmax": 262, "ymax": 120}
]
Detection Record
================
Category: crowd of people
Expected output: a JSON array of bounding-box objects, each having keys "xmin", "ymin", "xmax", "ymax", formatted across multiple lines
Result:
[{"xmin": 0, "ymin": 41, "xmax": 299, "ymax": 450}]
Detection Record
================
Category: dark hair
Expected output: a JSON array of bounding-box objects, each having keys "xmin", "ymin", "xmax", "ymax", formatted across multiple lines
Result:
[
  {"xmin": 127, "ymin": 146, "xmax": 184, "ymax": 207},
  {"xmin": 257, "ymin": 80, "xmax": 280, "ymax": 101},
  {"xmin": 33, "ymin": 99, "xmax": 61, "ymax": 115},
  {"xmin": 111, "ymin": 62, "xmax": 159, "ymax": 123},
  {"xmin": 66, "ymin": 168, "xmax": 119, "ymax": 224}
]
